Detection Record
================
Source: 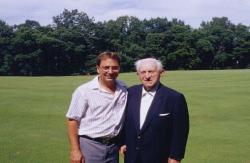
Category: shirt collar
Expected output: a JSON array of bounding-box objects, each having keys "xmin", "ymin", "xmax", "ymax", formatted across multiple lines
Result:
[
  {"xmin": 88, "ymin": 76, "xmax": 101, "ymax": 90},
  {"xmin": 142, "ymin": 83, "xmax": 159, "ymax": 97},
  {"xmin": 88, "ymin": 76, "xmax": 126, "ymax": 91}
]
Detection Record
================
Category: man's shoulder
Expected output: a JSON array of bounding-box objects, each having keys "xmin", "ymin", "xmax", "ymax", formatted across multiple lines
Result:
[
  {"xmin": 159, "ymin": 84, "xmax": 184, "ymax": 97},
  {"xmin": 116, "ymin": 79, "xmax": 127, "ymax": 88},
  {"xmin": 127, "ymin": 84, "xmax": 142, "ymax": 94},
  {"xmin": 128, "ymin": 84, "xmax": 141, "ymax": 90},
  {"xmin": 73, "ymin": 77, "xmax": 96, "ymax": 94},
  {"xmin": 76, "ymin": 83, "xmax": 89, "ymax": 91}
]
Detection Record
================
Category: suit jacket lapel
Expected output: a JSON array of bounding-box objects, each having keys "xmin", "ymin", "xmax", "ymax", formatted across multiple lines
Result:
[
  {"xmin": 140, "ymin": 83, "xmax": 163, "ymax": 134},
  {"xmin": 132, "ymin": 85, "xmax": 142, "ymax": 133}
]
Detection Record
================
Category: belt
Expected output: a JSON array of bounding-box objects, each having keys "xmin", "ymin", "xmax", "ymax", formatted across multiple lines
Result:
[{"xmin": 79, "ymin": 135, "xmax": 118, "ymax": 145}]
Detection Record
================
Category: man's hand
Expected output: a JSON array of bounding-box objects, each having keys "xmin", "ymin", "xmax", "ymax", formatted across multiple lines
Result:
[
  {"xmin": 68, "ymin": 119, "xmax": 83, "ymax": 163},
  {"xmin": 168, "ymin": 158, "xmax": 180, "ymax": 163},
  {"xmin": 70, "ymin": 149, "xmax": 84, "ymax": 163},
  {"xmin": 119, "ymin": 145, "xmax": 127, "ymax": 157}
]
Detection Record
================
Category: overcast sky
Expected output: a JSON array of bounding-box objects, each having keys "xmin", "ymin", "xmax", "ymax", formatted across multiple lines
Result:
[{"xmin": 0, "ymin": 0, "xmax": 250, "ymax": 28}]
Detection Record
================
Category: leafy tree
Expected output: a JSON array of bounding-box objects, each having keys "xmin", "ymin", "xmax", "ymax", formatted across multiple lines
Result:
[
  {"xmin": 196, "ymin": 38, "xmax": 214, "ymax": 69},
  {"xmin": 199, "ymin": 17, "xmax": 235, "ymax": 68},
  {"xmin": 232, "ymin": 24, "xmax": 250, "ymax": 68},
  {"xmin": 0, "ymin": 20, "xmax": 13, "ymax": 75},
  {"xmin": 53, "ymin": 9, "xmax": 94, "ymax": 31},
  {"xmin": 104, "ymin": 16, "xmax": 145, "ymax": 71},
  {"xmin": 1, "ymin": 12, "xmax": 250, "ymax": 76},
  {"xmin": 52, "ymin": 9, "xmax": 100, "ymax": 74},
  {"xmin": 165, "ymin": 19, "xmax": 196, "ymax": 69},
  {"xmin": 145, "ymin": 33, "xmax": 166, "ymax": 58},
  {"xmin": 143, "ymin": 17, "xmax": 169, "ymax": 33},
  {"xmin": 10, "ymin": 21, "xmax": 42, "ymax": 75}
]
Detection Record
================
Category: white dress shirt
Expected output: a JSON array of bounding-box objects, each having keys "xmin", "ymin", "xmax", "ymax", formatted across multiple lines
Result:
[{"xmin": 140, "ymin": 87, "xmax": 157, "ymax": 129}]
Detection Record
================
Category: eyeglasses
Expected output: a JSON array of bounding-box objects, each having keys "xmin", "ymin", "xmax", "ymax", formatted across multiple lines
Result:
[{"xmin": 99, "ymin": 66, "xmax": 120, "ymax": 72}]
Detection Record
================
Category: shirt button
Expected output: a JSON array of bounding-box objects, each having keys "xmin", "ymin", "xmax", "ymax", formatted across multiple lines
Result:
[{"xmin": 137, "ymin": 136, "xmax": 141, "ymax": 139}]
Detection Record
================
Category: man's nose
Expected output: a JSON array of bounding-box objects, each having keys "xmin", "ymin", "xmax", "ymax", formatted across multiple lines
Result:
[
  {"xmin": 107, "ymin": 68, "xmax": 114, "ymax": 73},
  {"xmin": 145, "ymin": 72, "xmax": 151, "ymax": 78}
]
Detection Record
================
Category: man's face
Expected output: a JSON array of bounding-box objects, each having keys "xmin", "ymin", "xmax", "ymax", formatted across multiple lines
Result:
[
  {"xmin": 138, "ymin": 62, "xmax": 162, "ymax": 91},
  {"xmin": 97, "ymin": 58, "xmax": 120, "ymax": 84}
]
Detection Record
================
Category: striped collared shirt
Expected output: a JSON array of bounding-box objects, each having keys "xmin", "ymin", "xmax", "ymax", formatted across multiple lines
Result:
[{"xmin": 66, "ymin": 76, "xmax": 127, "ymax": 138}]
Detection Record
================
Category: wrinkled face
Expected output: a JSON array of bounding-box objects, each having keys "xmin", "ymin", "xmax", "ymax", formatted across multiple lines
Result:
[
  {"xmin": 97, "ymin": 58, "xmax": 120, "ymax": 84},
  {"xmin": 137, "ymin": 62, "xmax": 162, "ymax": 91}
]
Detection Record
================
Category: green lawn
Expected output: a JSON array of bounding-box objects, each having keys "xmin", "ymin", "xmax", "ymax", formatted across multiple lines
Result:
[{"xmin": 0, "ymin": 70, "xmax": 250, "ymax": 163}]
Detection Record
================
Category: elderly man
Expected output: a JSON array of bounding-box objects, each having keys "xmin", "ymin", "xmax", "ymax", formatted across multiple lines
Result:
[
  {"xmin": 120, "ymin": 58, "xmax": 189, "ymax": 163},
  {"xmin": 66, "ymin": 52, "xmax": 127, "ymax": 163}
]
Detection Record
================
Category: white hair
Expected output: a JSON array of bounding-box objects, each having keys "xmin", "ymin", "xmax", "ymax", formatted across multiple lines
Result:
[{"xmin": 135, "ymin": 58, "xmax": 163, "ymax": 72}]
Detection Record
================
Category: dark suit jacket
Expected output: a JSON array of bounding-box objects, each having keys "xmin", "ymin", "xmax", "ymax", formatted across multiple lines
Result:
[{"xmin": 123, "ymin": 83, "xmax": 189, "ymax": 163}]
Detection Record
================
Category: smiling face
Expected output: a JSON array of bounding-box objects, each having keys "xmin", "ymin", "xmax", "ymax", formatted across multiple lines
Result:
[
  {"xmin": 137, "ymin": 60, "xmax": 163, "ymax": 91},
  {"xmin": 97, "ymin": 58, "xmax": 120, "ymax": 85}
]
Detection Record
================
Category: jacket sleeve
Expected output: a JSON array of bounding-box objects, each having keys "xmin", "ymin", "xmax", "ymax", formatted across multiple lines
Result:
[{"xmin": 169, "ymin": 94, "xmax": 189, "ymax": 161}]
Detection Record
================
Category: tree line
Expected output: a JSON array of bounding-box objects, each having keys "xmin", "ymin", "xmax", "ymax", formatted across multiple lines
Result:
[{"xmin": 0, "ymin": 9, "xmax": 250, "ymax": 75}]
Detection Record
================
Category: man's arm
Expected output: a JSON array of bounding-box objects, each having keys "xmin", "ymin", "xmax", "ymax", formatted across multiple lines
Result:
[
  {"xmin": 67, "ymin": 119, "xmax": 84, "ymax": 163},
  {"xmin": 169, "ymin": 94, "xmax": 189, "ymax": 161}
]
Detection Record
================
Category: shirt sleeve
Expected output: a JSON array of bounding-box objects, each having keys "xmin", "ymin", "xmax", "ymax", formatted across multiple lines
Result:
[{"xmin": 66, "ymin": 89, "xmax": 88, "ymax": 121}]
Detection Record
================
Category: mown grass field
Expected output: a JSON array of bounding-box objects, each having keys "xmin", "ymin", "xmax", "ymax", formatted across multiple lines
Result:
[{"xmin": 0, "ymin": 69, "xmax": 250, "ymax": 163}]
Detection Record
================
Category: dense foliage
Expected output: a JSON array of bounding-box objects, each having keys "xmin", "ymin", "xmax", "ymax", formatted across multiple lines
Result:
[{"xmin": 1, "ymin": 9, "xmax": 250, "ymax": 75}]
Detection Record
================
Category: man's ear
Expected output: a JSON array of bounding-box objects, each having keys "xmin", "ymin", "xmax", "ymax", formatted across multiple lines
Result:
[
  {"xmin": 96, "ymin": 65, "xmax": 100, "ymax": 74},
  {"xmin": 160, "ymin": 69, "xmax": 165, "ymax": 76}
]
